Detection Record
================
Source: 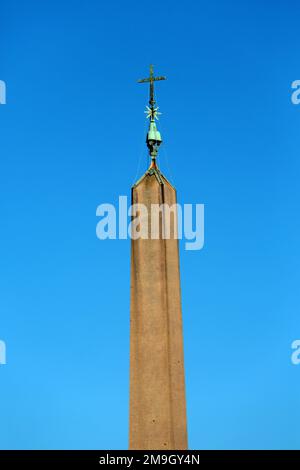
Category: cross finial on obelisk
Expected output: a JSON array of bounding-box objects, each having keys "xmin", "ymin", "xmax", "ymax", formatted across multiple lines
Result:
[{"xmin": 137, "ymin": 65, "xmax": 166, "ymax": 164}]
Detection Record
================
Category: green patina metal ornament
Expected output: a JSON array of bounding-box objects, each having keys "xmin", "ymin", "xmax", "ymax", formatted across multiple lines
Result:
[{"xmin": 138, "ymin": 65, "xmax": 166, "ymax": 161}]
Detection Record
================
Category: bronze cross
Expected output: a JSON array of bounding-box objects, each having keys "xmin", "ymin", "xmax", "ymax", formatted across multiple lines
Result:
[{"xmin": 138, "ymin": 64, "xmax": 166, "ymax": 107}]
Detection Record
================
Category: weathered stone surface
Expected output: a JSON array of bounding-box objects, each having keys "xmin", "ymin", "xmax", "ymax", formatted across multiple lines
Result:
[{"xmin": 129, "ymin": 172, "xmax": 187, "ymax": 450}]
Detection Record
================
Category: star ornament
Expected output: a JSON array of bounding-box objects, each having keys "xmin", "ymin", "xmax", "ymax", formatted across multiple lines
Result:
[{"xmin": 144, "ymin": 106, "xmax": 162, "ymax": 120}]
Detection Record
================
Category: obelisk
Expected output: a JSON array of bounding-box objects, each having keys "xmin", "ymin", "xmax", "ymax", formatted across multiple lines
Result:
[{"xmin": 129, "ymin": 66, "xmax": 188, "ymax": 450}]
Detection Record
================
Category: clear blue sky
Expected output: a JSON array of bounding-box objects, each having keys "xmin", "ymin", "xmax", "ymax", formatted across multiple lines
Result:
[{"xmin": 1, "ymin": 0, "xmax": 299, "ymax": 450}]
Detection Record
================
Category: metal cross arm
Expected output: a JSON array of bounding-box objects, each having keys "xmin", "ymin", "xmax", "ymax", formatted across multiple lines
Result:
[{"xmin": 137, "ymin": 76, "xmax": 166, "ymax": 83}]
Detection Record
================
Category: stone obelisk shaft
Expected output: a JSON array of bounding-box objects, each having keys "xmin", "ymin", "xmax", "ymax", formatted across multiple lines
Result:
[{"xmin": 129, "ymin": 172, "xmax": 188, "ymax": 450}]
